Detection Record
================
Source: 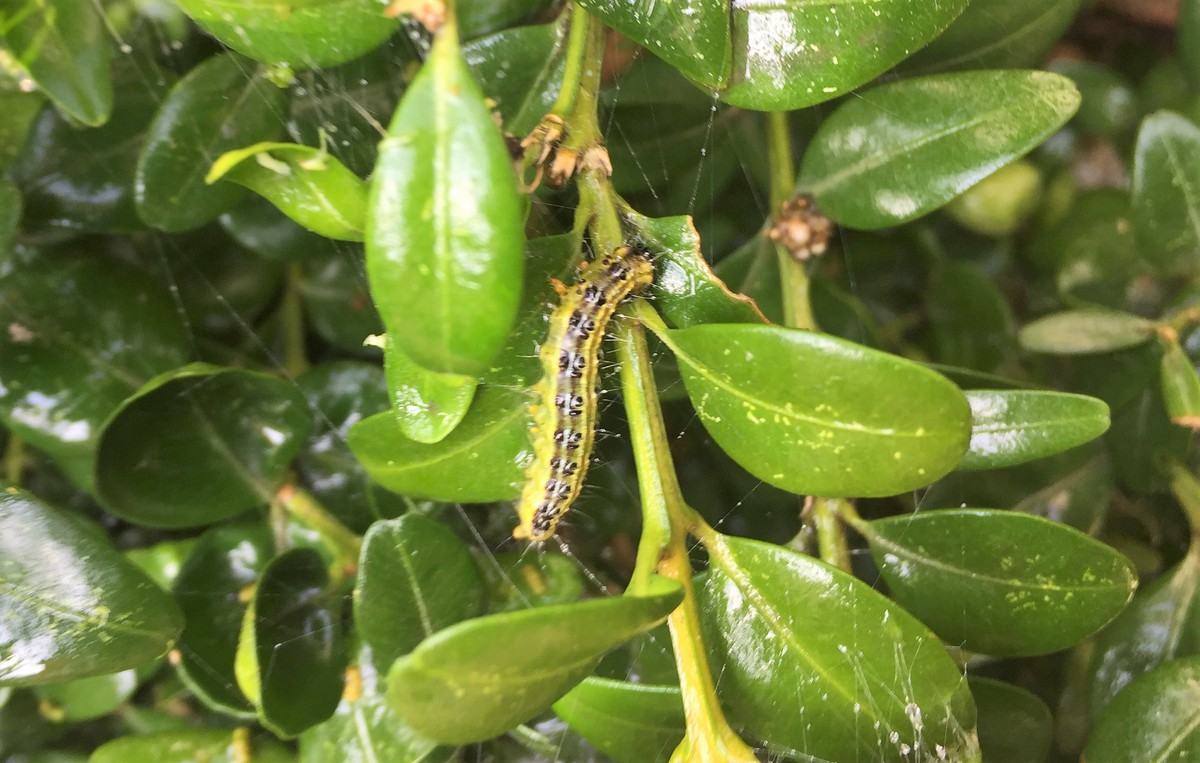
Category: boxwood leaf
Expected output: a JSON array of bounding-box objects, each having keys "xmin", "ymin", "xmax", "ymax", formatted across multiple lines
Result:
[
  {"xmin": 1084, "ymin": 656, "xmax": 1200, "ymax": 762},
  {"xmin": 386, "ymin": 577, "xmax": 683, "ymax": 744},
  {"xmin": 299, "ymin": 248, "xmax": 385, "ymax": 354},
  {"xmin": 723, "ymin": 0, "xmax": 968, "ymax": 110},
  {"xmin": 699, "ymin": 533, "xmax": 979, "ymax": 761},
  {"xmin": 366, "ymin": 26, "xmax": 524, "ymax": 377},
  {"xmin": 174, "ymin": 0, "xmax": 399, "ymax": 69},
  {"xmin": 237, "ymin": 547, "xmax": 346, "ymax": 738},
  {"xmin": 0, "ymin": 0, "xmax": 112, "ymax": 126},
  {"xmin": 1132, "ymin": 111, "xmax": 1200, "ymax": 277},
  {"xmin": 300, "ymin": 692, "xmax": 445, "ymax": 763},
  {"xmin": 207, "ymin": 142, "xmax": 367, "ymax": 241},
  {"xmin": 799, "ymin": 70, "xmax": 1079, "ymax": 229},
  {"xmin": 348, "ymin": 385, "xmax": 531, "ymax": 503},
  {"xmin": 354, "ymin": 515, "xmax": 485, "ymax": 672},
  {"xmin": 926, "ymin": 260, "xmax": 1016, "ymax": 372},
  {"xmin": 34, "ymin": 669, "xmax": 138, "ymax": 722},
  {"xmin": 0, "ymin": 251, "xmax": 190, "ymax": 490},
  {"xmin": 383, "ymin": 336, "xmax": 476, "ymax": 445},
  {"xmin": 861, "ymin": 509, "xmax": 1137, "ymax": 655},
  {"xmin": 1161, "ymin": 337, "xmax": 1200, "ymax": 428},
  {"xmin": 958, "ymin": 390, "xmax": 1110, "ymax": 471},
  {"xmin": 1018, "ymin": 310, "xmax": 1157, "ymax": 354},
  {"xmin": 172, "ymin": 525, "xmax": 274, "ymax": 717},
  {"xmin": 574, "ymin": 0, "xmax": 729, "ymax": 90},
  {"xmin": 136, "ymin": 53, "xmax": 288, "ymax": 232},
  {"xmin": 552, "ymin": 677, "xmax": 685, "ymax": 763},
  {"xmin": 95, "ymin": 364, "xmax": 313, "ymax": 528},
  {"xmin": 0, "ymin": 488, "xmax": 183, "ymax": 687},
  {"xmin": 660, "ymin": 323, "xmax": 971, "ymax": 497},
  {"xmin": 91, "ymin": 729, "xmax": 292, "ymax": 763},
  {"xmin": 970, "ymin": 676, "xmax": 1053, "ymax": 763},
  {"xmin": 463, "ymin": 20, "xmax": 566, "ymax": 137}
]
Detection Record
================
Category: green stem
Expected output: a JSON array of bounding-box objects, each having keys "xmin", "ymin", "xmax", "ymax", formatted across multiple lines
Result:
[
  {"xmin": 811, "ymin": 497, "xmax": 852, "ymax": 572},
  {"xmin": 3, "ymin": 434, "xmax": 25, "ymax": 485},
  {"xmin": 550, "ymin": 4, "xmax": 596, "ymax": 124},
  {"xmin": 765, "ymin": 111, "xmax": 815, "ymax": 331},
  {"xmin": 617, "ymin": 309, "xmax": 757, "ymax": 763},
  {"xmin": 282, "ymin": 262, "xmax": 309, "ymax": 378},
  {"xmin": 578, "ymin": 169, "xmax": 623, "ymax": 255},
  {"xmin": 560, "ymin": 9, "xmax": 606, "ymax": 153},
  {"xmin": 276, "ymin": 484, "xmax": 363, "ymax": 576}
]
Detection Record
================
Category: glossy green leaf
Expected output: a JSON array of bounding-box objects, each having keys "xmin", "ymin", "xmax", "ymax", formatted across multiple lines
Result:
[
  {"xmin": 958, "ymin": 390, "xmax": 1110, "ymax": 471},
  {"xmin": 723, "ymin": 0, "xmax": 968, "ymax": 110},
  {"xmin": 970, "ymin": 676, "xmax": 1052, "ymax": 763},
  {"xmin": 553, "ymin": 677, "xmax": 684, "ymax": 763},
  {"xmin": 299, "ymin": 692, "xmax": 443, "ymax": 763},
  {"xmin": 207, "ymin": 142, "xmax": 367, "ymax": 241},
  {"xmin": 699, "ymin": 533, "xmax": 979, "ymax": 761},
  {"xmin": 34, "ymin": 669, "xmax": 137, "ymax": 721},
  {"xmin": 10, "ymin": 60, "xmax": 171, "ymax": 233},
  {"xmin": 463, "ymin": 20, "xmax": 566, "ymax": 137},
  {"xmin": 223, "ymin": 194, "xmax": 344, "ymax": 261},
  {"xmin": 1054, "ymin": 192, "xmax": 1146, "ymax": 310},
  {"xmin": 1013, "ymin": 453, "xmax": 1114, "ymax": 535},
  {"xmin": 174, "ymin": 0, "xmax": 399, "ymax": 68},
  {"xmin": 862, "ymin": 509, "xmax": 1137, "ymax": 655},
  {"xmin": 386, "ymin": 577, "xmax": 683, "ymax": 744},
  {"xmin": 575, "ymin": 0, "xmax": 728, "ymax": 90},
  {"xmin": 0, "ymin": 487, "xmax": 182, "ymax": 687},
  {"xmin": 239, "ymin": 547, "xmax": 346, "ymax": 738},
  {"xmin": 799, "ymin": 70, "xmax": 1079, "ymax": 229},
  {"xmin": 627, "ymin": 212, "xmax": 765, "ymax": 328},
  {"xmin": 926, "ymin": 259, "xmax": 1016, "ymax": 372},
  {"xmin": 661, "ymin": 323, "xmax": 971, "ymax": 497},
  {"xmin": 0, "ymin": 251, "xmax": 190, "ymax": 489},
  {"xmin": 91, "ymin": 729, "xmax": 292, "ymax": 763},
  {"xmin": 900, "ymin": 0, "xmax": 1087, "ymax": 72},
  {"xmin": 383, "ymin": 336, "xmax": 476, "ymax": 444},
  {"xmin": 1109, "ymin": 383, "xmax": 1192, "ymax": 493},
  {"xmin": 0, "ymin": 0, "xmax": 112, "ymax": 125},
  {"xmin": 94, "ymin": 364, "xmax": 312, "ymax": 528},
  {"xmin": 298, "ymin": 247, "xmax": 385, "ymax": 354},
  {"xmin": 482, "ymin": 551, "xmax": 584, "ymax": 613},
  {"xmin": 1161, "ymin": 337, "xmax": 1200, "ymax": 427},
  {"xmin": 944, "ymin": 160, "xmax": 1044, "ymax": 237},
  {"xmin": 460, "ymin": 0, "xmax": 556, "ymax": 39},
  {"xmin": 125, "ymin": 539, "xmax": 196, "ymax": 591},
  {"xmin": 1085, "ymin": 656, "xmax": 1200, "ymax": 762},
  {"xmin": 366, "ymin": 27, "xmax": 524, "ymax": 378},
  {"xmin": 1018, "ymin": 310, "xmax": 1157, "ymax": 355},
  {"xmin": 136, "ymin": 53, "xmax": 288, "ymax": 232},
  {"xmin": 348, "ymin": 385, "xmax": 530, "ymax": 503},
  {"xmin": 1132, "ymin": 111, "xmax": 1200, "ymax": 277},
  {"xmin": 172, "ymin": 525, "xmax": 273, "ymax": 717},
  {"xmin": 354, "ymin": 515, "xmax": 485, "ymax": 672},
  {"xmin": 294, "ymin": 363, "xmax": 404, "ymax": 534}
]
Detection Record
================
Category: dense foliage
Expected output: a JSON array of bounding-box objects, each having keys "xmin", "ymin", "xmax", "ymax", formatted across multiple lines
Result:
[{"xmin": 1, "ymin": 0, "xmax": 1199, "ymax": 761}]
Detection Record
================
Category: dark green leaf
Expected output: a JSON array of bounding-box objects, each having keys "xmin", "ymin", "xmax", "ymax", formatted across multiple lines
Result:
[
  {"xmin": 95, "ymin": 364, "xmax": 313, "ymax": 528},
  {"xmin": 207, "ymin": 142, "xmax": 367, "ymax": 241},
  {"xmin": 34, "ymin": 669, "xmax": 138, "ymax": 721},
  {"xmin": 222, "ymin": 194, "xmax": 344, "ymax": 261},
  {"xmin": 1107, "ymin": 383, "xmax": 1191, "ymax": 493},
  {"xmin": 463, "ymin": 21, "xmax": 566, "ymax": 137},
  {"xmin": 300, "ymin": 692, "xmax": 444, "ymax": 763},
  {"xmin": 1184, "ymin": 0, "xmax": 1200, "ymax": 90},
  {"xmin": 799, "ymin": 70, "xmax": 1079, "ymax": 229},
  {"xmin": 0, "ymin": 181, "xmax": 19, "ymax": 250},
  {"xmin": 0, "ymin": 0, "xmax": 112, "ymax": 125},
  {"xmin": 553, "ymin": 677, "xmax": 684, "ymax": 763},
  {"xmin": 91, "ymin": 729, "xmax": 292, "ymax": 763},
  {"xmin": 699, "ymin": 533, "xmax": 979, "ymax": 761},
  {"xmin": 366, "ymin": 28, "xmax": 524, "ymax": 377},
  {"xmin": 900, "ymin": 0, "xmax": 1087, "ymax": 72},
  {"xmin": 0, "ymin": 251, "xmax": 190, "ymax": 489},
  {"xmin": 460, "ymin": 0, "xmax": 556, "ymax": 39},
  {"xmin": 1054, "ymin": 192, "xmax": 1147, "ymax": 310},
  {"xmin": 1013, "ymin": 454, "xmax": 1114, "ymax": 535},
  {"xmin": 959, "ymin": 390, "xmax": 1110, "ymax": 471},
  {"xmin": 172, "ymin": 525, "xmax": 274, "ymax": 717},
  {"xmin": 863, "ymin": 509, "xmax": 1137, "ymax": 655},
  {"xmin": 482, "ymin": 551, "xmax": 584, "ymax": 613},
  {"xmin": 575, "ymin": 0, "xmax": 728, "ymax": 90},
  {"xmin": 136, "ymin": 53, "xmax": 288, "ymax": 232},
  {"xmin": 1161, "ymin": 337, "xmax": 1200, "ymax": 428},
  {"xmin": 1018, "ymin": 310, "xmax": 1157, "ymax": 355},
  {"xmin": 386, "ymin": 577, "xmax": 683, "ymax": 744},
  {"xmin": 354, "ymin": 515, "xmax": 485, "ymax": 672},
  {"xmin": 0, "ymin": 488, "xmax": 182, "ymax": 687},
  {"xmin": 1132, "ymin": 111, "xmax": 1200, "ymax": 277},
  {"xmin": 1050, "ymin": 60, "xmax": 1138, "ymax": 138},
  {"xmin": 723, "ymin": 0, "xmax": 969, "ymax": 110},
  {"xmin": 125, "ymin": 539, "xmax": 197, "ymax": 591},
  {"xmin": 348, "ymin": 385, "xmax": 530, "ymax": 503},
  {"xmin": 0, "ymin": 90, "xmax": 43, "ymax": 173},
  {"xmin": 298, "ymin": 247, "xmax": 385, "ymax": 354},
  {"xmin": 662, "ymin": 323, "xmax": 971, "ymax": 497},
  {"xmin": 174, "ymin": 0, "xmax": 399, "ymax": 68},
  {"xmin": 238, "ymin": 547, "xmax": 346, "ymax": 738},
  {"xmin": 383, "ymin": 337, "xmax": 476, "ymax": 444},
  {"xmin": 1084, "ymin": 656, "xmax": 1200, "ymax": 762},
  {"xmin": 926, "ymin": 260, "xmax": 1015, "ymax": 372},
  {"xmin": 970, "ymin": 676, "xmax": 1052, "ymax": 763}
]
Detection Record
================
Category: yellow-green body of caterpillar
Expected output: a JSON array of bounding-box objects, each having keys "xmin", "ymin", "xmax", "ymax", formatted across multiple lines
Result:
[{"xmin": 513, "ymin": 246, "xmax": 655, "ymax": 542}]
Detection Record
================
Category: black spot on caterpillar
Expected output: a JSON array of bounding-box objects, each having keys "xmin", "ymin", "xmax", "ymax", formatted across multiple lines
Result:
[{"xmin": 513, "ymin": 245, "xmax": 655, "ymax": 541}]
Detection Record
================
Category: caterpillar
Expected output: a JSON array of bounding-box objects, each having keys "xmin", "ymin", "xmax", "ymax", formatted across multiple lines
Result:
[{"xmin": 513, "ymin": 245, "xmax": 655, "ymax": 542}]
